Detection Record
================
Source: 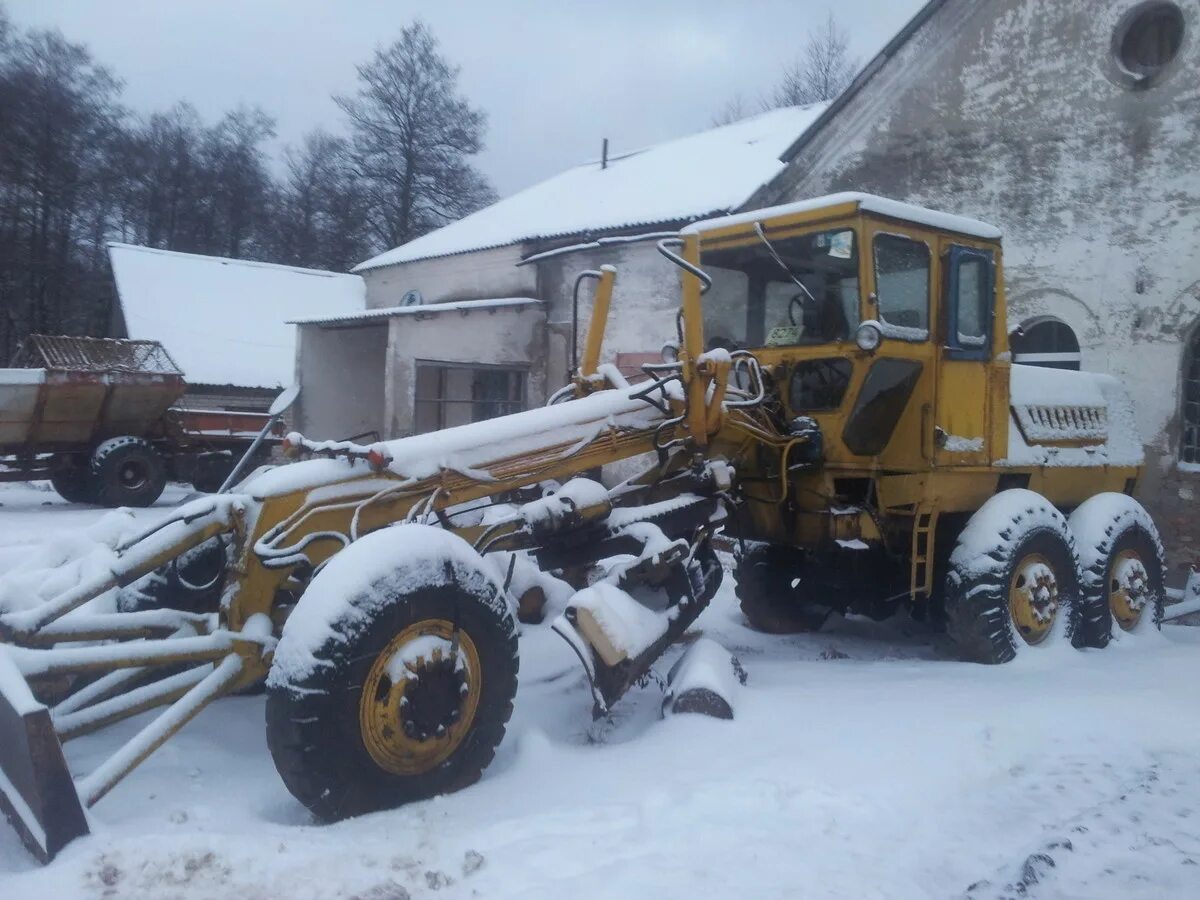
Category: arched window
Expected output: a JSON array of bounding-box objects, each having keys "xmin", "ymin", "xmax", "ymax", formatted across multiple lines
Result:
[
  {"xmin": 1010, "ymin": 316, "xmax": 1081, "ymax": 370},
  {"xmin": 1183, "ymin": 328, "xmax": 1200, "ymax": 465}
]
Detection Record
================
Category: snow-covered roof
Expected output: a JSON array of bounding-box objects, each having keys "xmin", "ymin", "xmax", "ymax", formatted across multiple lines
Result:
[
  {"xmin": 683, "ymin": 192, "xmax": 1003, "ymax": 240},
  {"xmin": 353, "ymin": 104, "xmax": 830, "ymax": 272},
  {"xmin": 291, "ymin": 297, "xmax": 542, "ymax": 326},
  {"xmin": 109, "ymin": 243, "xmax": 365, "ymax": 389}
]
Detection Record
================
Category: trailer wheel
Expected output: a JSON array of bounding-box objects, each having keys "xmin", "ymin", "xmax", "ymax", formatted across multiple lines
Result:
[
  {"xmin": 735, "ymin": 544, "xmax": 831, "ymax": 633},
  {"xmin": 1068, "ymin": 494, "xmax": 1164, "ymax": 642},
  {"xmin": 944, "ymin": 489, "xmax": 1082, "ymax": 664},
  {"xmin": 90, "ymin": 436, "xmax": 166, "ymax": 507},
  {"xmin": 48, "ymin": 454, "xmax": 95, "ymax": 504},
  {"xmin": 266, "ymin": 525, "xmax": 518, "ymax": 822}
]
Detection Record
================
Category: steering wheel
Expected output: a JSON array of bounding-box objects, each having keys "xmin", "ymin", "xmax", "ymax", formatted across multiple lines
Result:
[{"xmin": 787, "ymin": 291, "xmax": 808, "ymax": 327}]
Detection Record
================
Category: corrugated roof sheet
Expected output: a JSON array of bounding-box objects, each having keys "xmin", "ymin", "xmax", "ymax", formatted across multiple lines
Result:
[
  {"xmin": 353, "ymin": 104, "xmax": 829, "ymax": 272},
  {"xmin": 291, "ymin": 297, "xmax": 542, "ymax": 326}
]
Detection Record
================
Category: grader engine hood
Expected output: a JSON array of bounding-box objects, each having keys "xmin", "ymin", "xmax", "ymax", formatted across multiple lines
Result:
[{"xmin": 1004, "ymin": 364, "xmax": 1144, "ymax": 468}]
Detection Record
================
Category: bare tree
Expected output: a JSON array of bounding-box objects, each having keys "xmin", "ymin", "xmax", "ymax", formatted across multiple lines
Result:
[
  {"xmin": 335, "ymin": 21, "xmax": 496, "ymax": 252},
  {"xmin": 767, "ymin": 14, "xmax": 859, "ymax": 108},
  {"xmin": 711, "ymin": 93, "xmax": 750, "ymax": 127}
]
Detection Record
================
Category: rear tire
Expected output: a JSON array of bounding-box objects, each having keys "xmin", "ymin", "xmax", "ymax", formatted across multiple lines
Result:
[
  {"xmin": 1068, "ymin": 494, "xmax": 1164, "ymax": 642},
  {"xmin": 48, "ymin": 454, "xmax": 95, "ymax": 504},
  {"xmin": 735, "ymin": 543, "xmax": 831, "ymax": 633},
  {"xmin": 945, "ymin": 490, "xmax": 1082, "ymax": 664},
  {"xmin": 265, "ymin": 526, "xmax": 519, "ymax": 822},
  {"xmin": 91, "ymin": 436, "xmax": 166, "ymax": 507}
]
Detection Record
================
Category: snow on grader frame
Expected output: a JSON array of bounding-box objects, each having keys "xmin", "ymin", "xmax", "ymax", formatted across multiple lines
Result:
[{"xmin": 0, "ymin": 193, "xmax": 1168, "ymax": 862}]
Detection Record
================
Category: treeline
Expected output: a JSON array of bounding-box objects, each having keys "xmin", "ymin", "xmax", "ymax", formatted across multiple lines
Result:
[{"xmin": 0, "ymin": 9, "xmax": 494, "ymax": 362}]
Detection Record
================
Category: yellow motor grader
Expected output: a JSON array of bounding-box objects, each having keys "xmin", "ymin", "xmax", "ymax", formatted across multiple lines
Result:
[{"xmin": 0, "ymin": 192, "xmax": 1164, "ymax": 862}]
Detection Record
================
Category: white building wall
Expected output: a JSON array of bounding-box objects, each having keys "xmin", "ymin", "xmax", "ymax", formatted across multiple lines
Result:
[
  {"xmin": 294, "ymin": 322, "xmax": 389, "ymax": 441},
  {"xmin": 536, "ymin": 242, "xmax": 683, "ymax": 390},
  {"xmin": 360, "ymin": 244, "xmax": 536, "ymax": 309},
  {"xmin": 383, "ymin": 304, "xmax": 547, "ymax": 439}
]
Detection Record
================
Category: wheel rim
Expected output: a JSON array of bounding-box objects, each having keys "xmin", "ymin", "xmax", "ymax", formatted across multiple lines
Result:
[
  {"xmin": 1008, "ymin": 553, "xmax": 1059, "ymax": 645},
  {"xmin": 359, "ymin": 618, "xmax": 482, "ymax": 775},
  {"xmin": 1109, "ymin": 549, "xmax": 1150, "ymax": 631},
  {"xmin": 119, "ymin": 460, "xmax": 149, "ymax": 490}
]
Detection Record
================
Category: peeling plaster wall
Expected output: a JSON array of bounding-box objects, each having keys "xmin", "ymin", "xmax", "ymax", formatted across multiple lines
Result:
[
  {"xmin": 383, "ymin": 304, "xmax": 547, "ymax": 439},
  {"xmin": 756, "ymin": 0, "xmax": 1200, "ymax": 568},
  {"xmin": 360, "ymin": 245, "xmax": 536, "ymax": 308},
  {"xmin": 295, "ymin": 323, "xmax": 388, "ymax": 441}
]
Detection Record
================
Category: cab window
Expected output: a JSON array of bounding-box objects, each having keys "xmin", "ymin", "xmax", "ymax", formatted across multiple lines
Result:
[
  {"xmin": 873, "ymin": 234, "xmax": 930, "ymax": 340},
  {"xmin": 700, "ymin": 229, "xmax": 860, "ymax": 351}
]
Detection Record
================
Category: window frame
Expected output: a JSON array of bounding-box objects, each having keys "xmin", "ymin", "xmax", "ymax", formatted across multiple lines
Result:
[
  {"xmin": 413, "ymin": 360, "xmax": 528, "ymax": 433},
  {"xmin": 871, "ymin": 231, "xmax": 932, "ymax": 343},
  {"xmin": 1181, "ymin": 325, "xmax": 1200, "ymax": 466},
  {"xmin": 943, "ymin": 245, "xmax": 995, "ymax": 361}
]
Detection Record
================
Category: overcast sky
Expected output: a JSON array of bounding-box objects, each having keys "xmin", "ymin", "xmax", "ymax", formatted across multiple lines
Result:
[{"xmin": 6, "ymin": 0, "xmax": 925, "ymax": 197}]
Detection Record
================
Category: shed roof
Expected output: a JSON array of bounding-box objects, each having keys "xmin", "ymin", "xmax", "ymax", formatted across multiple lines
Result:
[
  {"xmin": 353, "ymin": 104, "xmax": 830, "ymax": 272},
  {"xmin": 109, "ymin": 243, "xmax": 365, "ymax": 389},
  {"xmin": 291, "ymin": 297, "xmax": 542, "ymax": 327}
]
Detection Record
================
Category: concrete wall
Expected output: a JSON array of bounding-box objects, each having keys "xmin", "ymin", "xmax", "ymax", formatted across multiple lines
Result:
[
  {"xmin": 294, "ymin": 322, "xmax": 389, "ymax": 441},
  {"xmin": 384, "ymin": 303, "xmax": 547, "ymax": 439},
  {"xmin": 754, "ymin": 0, "xmax": 1200, "ymax": 569},
  {"xmin": 536, "ymin": 242, "xmax": 683, "ymax": 390},
  {"xmin": 360, "ymin": 244, "xmax": 536, "ymax": 309}
]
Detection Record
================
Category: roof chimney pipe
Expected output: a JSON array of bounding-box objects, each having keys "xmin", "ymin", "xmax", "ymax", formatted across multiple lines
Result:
[{"xmin": 601, "ymin": 138, "xmax": 608, "ymax": 170}]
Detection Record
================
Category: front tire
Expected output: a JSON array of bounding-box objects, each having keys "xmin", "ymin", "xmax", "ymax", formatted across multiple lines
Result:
[
  {"xmin": 945, "ymin": 490, "xmax": 1082, "ymax": 664},
  {"xmin": 265, "ymin": 525, "xmax": 518, "ymax": 821},
  {"xmin": 1068, "ymin": 494, "xmax": 1164, "ymax": 642},
  {"xmin": 735, "ymin": 543, "xmax": 831, "ymax": 633}
]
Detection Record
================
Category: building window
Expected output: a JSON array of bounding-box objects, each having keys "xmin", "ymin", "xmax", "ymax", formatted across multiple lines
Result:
[
  {"xmin": 1010, "ymin": 316, "xmax": 1081, "ymax": 370},
  {"xmin": 414, "ymin": 362, "xmax": 526, "ymax": 433},
  {"xmin": 1114, "ymin": 2, "xmax": 1185, "ymax": 83},
  {"xmin": 1183, "ymin": 329, "xmax": 1200, "ymax": 465}
]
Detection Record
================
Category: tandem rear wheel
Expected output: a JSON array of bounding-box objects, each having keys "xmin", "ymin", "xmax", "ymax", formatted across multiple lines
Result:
[{"xmin": 944, "ymin": 489, "xmax": 1164, "ymax": 664}]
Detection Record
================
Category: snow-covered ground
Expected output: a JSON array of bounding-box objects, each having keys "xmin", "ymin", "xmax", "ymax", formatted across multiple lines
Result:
[{"xmin": 1, "ymin": 484, "xmax": 1199, "ymax": 899}]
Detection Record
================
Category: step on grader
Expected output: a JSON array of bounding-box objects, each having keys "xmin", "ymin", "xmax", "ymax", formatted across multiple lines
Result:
[{"xmin": 0, "ymin": 193, "xmax": 1165, "ymax": 862}]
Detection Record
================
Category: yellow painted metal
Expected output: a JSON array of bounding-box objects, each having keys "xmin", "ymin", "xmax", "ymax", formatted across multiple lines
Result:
[
  {"xmin": 358, "ymin": 619, "xmax": 482, "ymax": 775},
  {"xmin": 579, "ymin": 266, "xmax": 616, "ymax": 379},
  {"xmin": 1007, "ymin": 552, "xmax": 1059, "ymax": 645},
  {"xmin": 1108, "ymin": 548, "xmax": 1151, "ymax": 631}
]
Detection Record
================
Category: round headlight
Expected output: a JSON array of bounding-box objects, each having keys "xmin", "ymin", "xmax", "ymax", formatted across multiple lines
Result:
[
  {"xmin": 855, "ymin": 321, "xmax": 883, "ymax": 352},
  {"xmin": 660, "ymin": 340, "xmax": 680, "ymax": 363}
]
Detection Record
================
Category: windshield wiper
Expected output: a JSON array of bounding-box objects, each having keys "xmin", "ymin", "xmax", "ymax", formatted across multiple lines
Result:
[{"xmin": 754, "ymin": 222, "xmax": 818, "ymax": 307}]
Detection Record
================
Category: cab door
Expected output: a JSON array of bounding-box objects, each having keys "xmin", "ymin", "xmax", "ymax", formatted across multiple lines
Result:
[{"xmin": 934, "ymin": 244, "xmax": 996, "ymax": 467}]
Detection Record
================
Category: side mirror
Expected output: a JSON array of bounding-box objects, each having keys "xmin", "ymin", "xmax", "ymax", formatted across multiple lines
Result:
[
  {"xmin": 269, "ymin": 384, "xmax": 301, "ymax": 417},
  {"xmin": 854, "ymin": 320, "xmax": 884, "ymax": 352}
]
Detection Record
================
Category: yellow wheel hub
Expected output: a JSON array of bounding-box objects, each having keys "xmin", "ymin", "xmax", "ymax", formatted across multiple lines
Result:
[
  {"xmin": 1109, "ymin": 549, "xmax": 1150, "ymax": 631},
  {"xmin": 1008, "ymin": 553, "xmax": 1059, "ymax": 645},
  {"xmin": 359, "ymin": 618, "xmax": 482, "ymax": 775}
]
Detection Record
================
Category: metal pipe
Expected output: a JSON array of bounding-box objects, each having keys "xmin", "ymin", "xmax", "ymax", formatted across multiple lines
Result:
[
  {"xmin": 77, "ymin": 654, "xmax": 243, "ymax": 807},
  {"xmin": 55, "ymin": 665, "xmax": 211, "ymax": 741},
  {"xmin": 571, "ymin": 270, "xmax": 604, "ymax": 376}
]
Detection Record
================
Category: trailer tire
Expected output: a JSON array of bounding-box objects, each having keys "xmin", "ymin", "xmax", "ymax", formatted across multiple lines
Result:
[
  {"xmin": 90, "ymin": 436, "xmax": 166, "ymax": 507},
  {"xmin": 735, "ymin": 544, "xmax": 831, "ymax": 633},
  {"xmin": 945, "ymin": 490, "xmax": 1082, "ymax": 664},
  {"xmin": 265, "ymin": 525, "xmax": 518, "ymax": 822},
  {"xmin": 48, "ymin": 454, "xmax": 95, "ymax": 504},
  {"xmin": 1068, "ymin": 494, "xmax": 1164, "ymax": 641}
]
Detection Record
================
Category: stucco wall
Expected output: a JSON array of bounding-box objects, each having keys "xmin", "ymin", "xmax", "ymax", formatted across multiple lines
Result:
[
  {"xmin": 360, "ymin": 244, "xmax": 536, "ymax": 309},
  {"xmin": 384, "ymin": 304, "xmax": 548, "ymax": 439},
  {"xmin": 755, "ymin": 0, "xmax": 1200, "ymax": 568},
  {"xmin": 294, "ymin": 322, "xmax": 389, "ymax": 441},
  {"xmin": 536, "ymin": 242, "xmax": 683, "ymax": 390}
]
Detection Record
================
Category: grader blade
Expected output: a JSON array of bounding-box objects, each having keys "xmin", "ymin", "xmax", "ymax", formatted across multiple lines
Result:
[{"xmin": 0, "ymin": 654, "xmax": 88, "ymax": 862}]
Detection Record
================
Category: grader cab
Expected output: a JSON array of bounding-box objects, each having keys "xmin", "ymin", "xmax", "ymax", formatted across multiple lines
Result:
[{"xmin": 0, "ymin": 193, "xmax": 1164, "ymax": 862}]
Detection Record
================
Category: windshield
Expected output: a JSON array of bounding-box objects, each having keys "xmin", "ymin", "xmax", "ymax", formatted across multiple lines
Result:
[{"xmin": 699, "ymin": 228, "xmax": 860, "ymax": 351}]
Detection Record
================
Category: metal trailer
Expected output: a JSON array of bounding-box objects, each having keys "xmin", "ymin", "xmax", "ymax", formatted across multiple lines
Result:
[{"xmin": 0, "ymin": 335, "xmax": 278, "ymax": 506}]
